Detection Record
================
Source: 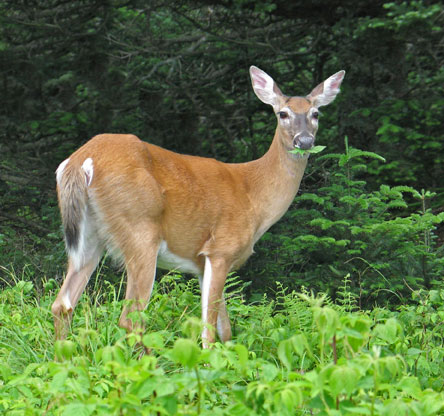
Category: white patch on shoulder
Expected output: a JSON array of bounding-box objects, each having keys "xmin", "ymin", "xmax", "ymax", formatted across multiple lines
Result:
[
  {"xmin": 81, "ymin": 157, "xmax": 94, "ymax": 186},
  {"xmin": 157, "ymin": 241, "xmax": 201, "ymax": 275},
  {"xmin": 56, "ymin": 158, "xmax": 70, "ymax": 184}
]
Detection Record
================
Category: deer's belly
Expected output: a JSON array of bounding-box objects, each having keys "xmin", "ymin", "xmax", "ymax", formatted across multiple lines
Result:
[{"xmin": 157, "ymin": 240, "xmax": 202, "ymax": 275}]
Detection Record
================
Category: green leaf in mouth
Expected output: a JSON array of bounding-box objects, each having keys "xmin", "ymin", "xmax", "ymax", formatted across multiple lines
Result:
[{"xmin": 289, "ymin": 145, "xmax": 326, "ymax": 156}]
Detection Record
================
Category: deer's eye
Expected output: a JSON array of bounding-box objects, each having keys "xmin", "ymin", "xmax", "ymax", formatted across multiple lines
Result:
[
  {"xmin": 278, "ymin": 111, "xmax": 289, "ymax": 120},
  {"xmin": 312, "ymin": 111, "xmax": 319, "ymax": 120}
]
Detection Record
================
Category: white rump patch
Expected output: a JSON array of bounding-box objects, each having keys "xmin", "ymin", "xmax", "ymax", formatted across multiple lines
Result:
[
  {"xmin": 81, "ymin": 157, "xmax": 94, "ymax": 186},
  {"xmin": 56, "ymin": 158, "xmax": 70, "ymax": 184}
]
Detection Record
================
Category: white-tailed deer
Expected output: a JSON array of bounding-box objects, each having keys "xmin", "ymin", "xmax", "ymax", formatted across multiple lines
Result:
[{"xmin": 52, "ymin": 66, "xmax": 345, "ymax": 347}]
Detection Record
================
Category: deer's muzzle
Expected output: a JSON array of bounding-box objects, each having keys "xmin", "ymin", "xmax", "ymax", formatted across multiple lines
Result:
[{"xmin": 293, "ymin": 133, "xmax": 314, "ymax": 150}]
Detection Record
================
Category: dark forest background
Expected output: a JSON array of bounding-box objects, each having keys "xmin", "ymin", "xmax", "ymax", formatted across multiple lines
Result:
[{"xmin": 1, "ymin": 0, "xmax": 443, "ymax": 305}]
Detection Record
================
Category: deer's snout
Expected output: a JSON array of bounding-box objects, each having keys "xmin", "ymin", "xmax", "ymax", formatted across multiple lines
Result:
[{"xmin": 293, "ymin": 133, "xmax": 314, "ymax": 150}]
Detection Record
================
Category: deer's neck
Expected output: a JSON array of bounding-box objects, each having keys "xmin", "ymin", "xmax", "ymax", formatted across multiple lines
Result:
[{"xmin": 239, "ymin": 132, "xmax": 309, "ymax": 241}]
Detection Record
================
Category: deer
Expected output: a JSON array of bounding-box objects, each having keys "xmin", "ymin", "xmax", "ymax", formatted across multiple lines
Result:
[{"xmin": 52, "ymin": 65, "xmax": 345, "ymax": 348}]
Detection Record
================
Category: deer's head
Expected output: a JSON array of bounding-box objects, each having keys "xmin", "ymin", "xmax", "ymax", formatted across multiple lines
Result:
[{"xmin": 250, "ymin": 66, "xmax": 345, "ymax": 152}]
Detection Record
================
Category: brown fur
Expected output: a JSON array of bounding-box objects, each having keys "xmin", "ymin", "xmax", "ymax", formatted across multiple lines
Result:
[{"xmin": 52, "ymin": 66, "xmax": 344, "ymax": 346}]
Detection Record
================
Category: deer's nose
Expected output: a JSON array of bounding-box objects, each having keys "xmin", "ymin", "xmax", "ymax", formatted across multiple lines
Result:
[{"xmin": 293, "ymin": 133, "xmax": 314, "ymax": 150}]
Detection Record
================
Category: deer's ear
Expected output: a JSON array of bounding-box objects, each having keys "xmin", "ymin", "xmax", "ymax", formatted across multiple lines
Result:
[
  {"xmin": 307, "ymin": 70, "xmax": 345, "ymax": 107},
  {"xmin": 250, "ymin": 66, "xmax": 283, "ymax": 112}
]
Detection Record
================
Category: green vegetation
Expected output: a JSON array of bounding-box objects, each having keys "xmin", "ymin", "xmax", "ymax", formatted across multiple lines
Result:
[
  {"xmin": 1, "ymin": 273, "xmax": 444, "ymax": 415},
  {"xmin": 3, "ymin": 141, "xmax": 444, "ymax": 413},
  {"xmin": 246, "ymin": 140, "xmax": 444, "ymax": 303},
  {"xmin": 1, "ymin": 1, "xmax": 444, "ymax": 414}
]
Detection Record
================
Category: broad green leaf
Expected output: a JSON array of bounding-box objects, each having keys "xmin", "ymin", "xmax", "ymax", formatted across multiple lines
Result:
[
  {"xmin": 54, "ymin": 340, "xmax": 76, "ymax": 361},
  {"xmin": 170, "ymin": 338, "xmax": 200, "ymax": 368},
  {"xmin": 142, "ymin": 332, "xmax": 165, "ymax": 349},
  {"xmin": 290, "ymin": 333, "xmax": 311, "ymax": 357},
  {"xmin": 208, "ymin": 349, "xmax": 228, "ymax": 370},
  {"xmin": 308, "ymin": 145, "xmax": 326, "ymax": 154},
  {"xmin": 233, "ymin": 344, "xmax": 249, "ymax": 367},
  {"xmin": 181, "ymin": 317, "xmax": 204, "ymax": 341},
  {"xmin": 396, "ymin": 376, "xmax": 421, "ymax": 397},
  {"xmin": 50, "ymin": 369, "xmax": 68, "ymax": 393},
  {"xmin": 289, "ymin": 145, "xmax": 326, "ymax": 156},
  {"xmin": 329, "ymin": 366, "xmax": 359, "ymax": 396},
  {"xmin": 274, "ymin": 384, "xmax": 303, "ymax": 411},
  {"xmin": 62, "ymin": 403, "xmax": 96, "ymax": 416},
  {"xmin": 260, "ymin": 363, "xmax": 279, "ymax": 382},
  {"xmin": 99, "ymin": 346, "xmax": 114, "ymax": 363},
  {"xmin": 278, "ymin": 339, "xmax": 293, "ymax": 371},
  {"xmin": 156, "ymin": 381, "xmax": 175, "ymax": 397},
  {"xmin": 313, "ymin": 307, "xmax": 340, "ymax": 340},
  {"xmin": 374, "ymin": 318, "xmax": 403, "ymax": 344}
]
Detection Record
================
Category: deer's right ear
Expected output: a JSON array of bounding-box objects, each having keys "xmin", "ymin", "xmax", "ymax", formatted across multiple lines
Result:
[{"xmin": 250, "ymin": 66, "xmax": 282, "ymax": 111}]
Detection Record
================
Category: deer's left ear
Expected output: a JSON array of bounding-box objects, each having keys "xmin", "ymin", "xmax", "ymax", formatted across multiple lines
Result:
[{"xmin": 307, "ymin": 70, "xmax": 345, "ymax": 108}]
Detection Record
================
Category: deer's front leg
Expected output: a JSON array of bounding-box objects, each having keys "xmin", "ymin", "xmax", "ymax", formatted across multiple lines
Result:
[
  {"xmin": 217, "ymin": 295, "xmax": 232, "ymax": 342},
  {"xmin": 201, "ymin": 256, "xmax": 230, "ymax": 348}
]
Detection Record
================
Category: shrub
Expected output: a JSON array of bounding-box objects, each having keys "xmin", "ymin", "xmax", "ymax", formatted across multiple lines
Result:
[{"xmin": 249, "ymin": 138, "xmax": 444, "ymax": 306}]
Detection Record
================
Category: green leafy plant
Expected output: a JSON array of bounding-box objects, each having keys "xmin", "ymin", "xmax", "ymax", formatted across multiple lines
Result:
[
  {"xmin": 2, "ymin": 273, "xmax": 444, "ymax": 415},
  {"xmin": 251, "ymin": 137, "xmax": 444, "ymax": 306}
]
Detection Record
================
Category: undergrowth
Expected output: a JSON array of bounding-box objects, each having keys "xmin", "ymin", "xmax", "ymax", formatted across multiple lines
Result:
[
  {"xmin": 248, "ymin": 138, "xmax": 444, "ymax": 305},
  {"xmin": 1, "ymin": 270, "xmax": 444, "ymax": 415}
]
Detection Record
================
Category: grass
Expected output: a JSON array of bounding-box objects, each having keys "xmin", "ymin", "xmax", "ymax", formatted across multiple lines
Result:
[{"xmin": 1, "ymin": 269, "xmax": 444, "ymax": 415}]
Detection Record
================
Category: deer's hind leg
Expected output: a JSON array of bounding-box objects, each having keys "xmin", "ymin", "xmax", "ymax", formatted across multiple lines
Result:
[{"xmin": 52, "ymin": 222, "xmax": 103, "ymax": 340}]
